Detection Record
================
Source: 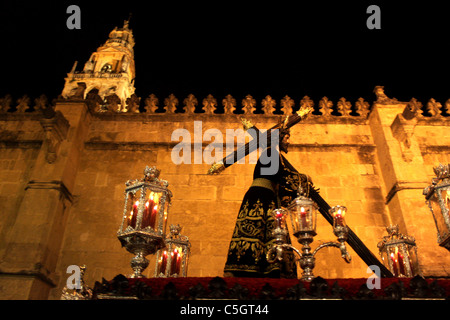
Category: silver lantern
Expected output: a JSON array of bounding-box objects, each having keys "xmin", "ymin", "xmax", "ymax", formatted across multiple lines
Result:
[
  {"xmin": 117, "ymin": 166, "xmax": 172, "ymax": 278},
  {"xmin": 423, "ymin": 163, "xmax": 450, "ymax": 251},
  {"xmin": 155, "ymin": 224, "xmax": 191, "ymax": 278},
  {"xmin": 378, "ymin": 225, "xmax": 420, "ymax": 277}
]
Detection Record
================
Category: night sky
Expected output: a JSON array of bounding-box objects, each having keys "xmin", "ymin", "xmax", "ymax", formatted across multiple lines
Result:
[{"xmin": 2, "ymin": 1, "xmax": 449, "ymax": 108}]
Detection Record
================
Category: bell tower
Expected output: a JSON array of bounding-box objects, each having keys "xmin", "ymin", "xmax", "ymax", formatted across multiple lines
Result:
[{"xmin": 61, "ymin": 19, "xmax": 136, "ymax": 112}]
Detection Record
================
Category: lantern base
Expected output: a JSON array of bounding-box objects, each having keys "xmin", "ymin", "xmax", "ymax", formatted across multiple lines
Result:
[{"xmin": 130, "ymin": 252, "xmax": 150, "ymax": 278}]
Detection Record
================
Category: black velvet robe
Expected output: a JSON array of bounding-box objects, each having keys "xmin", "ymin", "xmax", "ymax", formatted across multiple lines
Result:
[{"xmin": 223, "ymin": 147, "xmax": 312, "ymax": 278}]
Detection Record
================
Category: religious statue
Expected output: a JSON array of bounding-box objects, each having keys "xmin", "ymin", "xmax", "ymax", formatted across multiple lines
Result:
[{"xmin": 223, "ymin": 107, "xmax": 314, "ymax": 278}]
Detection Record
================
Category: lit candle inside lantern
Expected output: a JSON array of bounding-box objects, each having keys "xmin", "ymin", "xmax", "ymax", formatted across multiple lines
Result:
[
  {"xmin": 333, "ymin": 208, "xmax": 345, "ymax": 227},
  {"xmin": 169, "ymin": 248, "xmax": 183, "ymax": 276},
  {"xmin": 128, "ymin": 200, "xmax": 139, "ymax": 228},
  {"xmin": 397, "ymin": 252, "xmax": 406, "ymax": 276},
  {"xmin": 300, "ymin": 206, "xmax": 308, "ymax": 229},
  {"xmin": 142, "ymin": 192, "xmax": 159, "ymax": 229},
  {"xmin": 390, "ymin": 252, "xmax": 399, "ymax": 276},
  {"xmin": 274, "ymin": 210, "xmax": 284, "ymax": 228},
  {"xmin": 158, "ymin": 250, "xmax": 168, "ymax": 275}
]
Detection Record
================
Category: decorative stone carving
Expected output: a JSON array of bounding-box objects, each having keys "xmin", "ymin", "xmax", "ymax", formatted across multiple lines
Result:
[
  {"xmin": 426, "ymin": 98, "xmax": 442, "ymax": 118},
  {"xmin": 126, "ymin": 94, "xmax": 141, "ymax": 113},
  {"xmin": 242, "ymin": 95, "xmax": 256, "ymax": 114},
  {"xmin": 318, "ymin": 97, "xmax": 333, "ymax": 117},
  {"xmin": 86, "ymin": 89, "xmax": 104, "ymax": 113},
  {"xmin": 408, "ymin": 98, "xmax": 424, "ymax": 118},
  {"xmin": 444, "ymin": 99, "xmax": 450, "ymax": 116},
  {"xmin": 355, "ymin": 97, "xmax": 370, "ymax": 118},
  {"xmin": 300, "ymin": 96, "xmax": 314, "ymax": 113},
  {"xmin": 34, "ymin": 95, "xmax": 48, "ymax": 112},
  {"xmin": 144, "ymin": 94, "xmax": 159, "ymax": 113},
  {"xmin": 40, "ymin": 109, "xmax": 70, "ymax": 164},
  {"xmin": 104, "ymin": 94, "xmax": 121, "ymax": 112},
  {"xmin": 337, "ymin": 97, "xmax": 352, "ymax": 116},
  {"xmin": 261, "ymin": 95, "xmax": 276, "ymax": 115},
  {"xmin": 16, "ymin": 95, "xmax": 31, "ymax": 113},
  {"xmin": 164, "ymin": 94, "xmax": 178, "ymax": 113},
  {"xmin": 0, "ymin": 94, "xmax": 12, "ymax": 113},
  {"xmin": 202, "ymin": 94, "xmax": 217, "ymax": 114},
  {"xmin": 68, "ymin": 82, "xmax": 86, "ymax": 100},
  {"xmin": 391, "ymin": 104, "xmax": 419, "ymax": 162},
  {"xmin": 374, "ymin": 86, "xmax": 398, "ymax": 104},
  {"xmin": 222, "ymin": 94, "xmax": 236, "ymax": 114},
  {"xmin": 280, "ymin": 95, "xmax": 294, "ymax": 115},
  {"xmin": 183, "ymin": 94, "xmax": 198, "ymax": 114}
]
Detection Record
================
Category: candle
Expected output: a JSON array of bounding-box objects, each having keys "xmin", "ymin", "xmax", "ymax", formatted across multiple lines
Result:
[
  {"xmin": 128, "ymin": 200, "xmax": 139, "ymax": 228},
  {"xmin": 334, "ymin": 208, "xmax": 345, "ymax": 227},
  {"xmin": 158, "ymin": 251, "xmax": 167, "ymax": 275},
  {"xmin": 176, "ymin": 252, "xmax": 182, "ymax": 275},
  {"xmin": 390, "ymin": 252, "xmax": 399, "ymax": 276},
  {"xmin": 149, "ymin": 192, "xmax": 159, "ymax": 229},
  {"xmin": 275, "ymin": 210, "xmax": 283, "ymax": 228},
  {"xmin": 300, "ymin": 207, "xmax": 308, "ymax": 230},
  {"xmin": 170, "ymin": 249, "xmax": 178, "ymax": 276},
  {"xmin": 397, "ymin": 250, "xmax": 406, "ymax": 276}
]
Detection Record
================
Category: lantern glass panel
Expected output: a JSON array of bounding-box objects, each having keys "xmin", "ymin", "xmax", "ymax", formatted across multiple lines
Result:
[
  {"xmin": 387, "ymin": 246, "xmax": 407, "ymax": 277},
  {"xmin": 406, "ymin": 246, "xmax": 419, "ymax": 276},
  {"xmin": 169, "ymin": 245, "xmax": 183, "ymax": 276},
  {"xmin": 141, "ymin": 190, "xmax": 161, "ymax": 230},
  {"xmin": 163, "ymin": 200, "xmax": 170, "ymax": 234},
  {"xmin": 438, "ymin": 189, "xmax": 450, "ymax": 232},
  {"xmin": 125, "ymin": 190, "xmax": 141, "ymax": 229},
  {"xmin": 290, "ymin": 202, "xmax": 316, "ymax": 235}
]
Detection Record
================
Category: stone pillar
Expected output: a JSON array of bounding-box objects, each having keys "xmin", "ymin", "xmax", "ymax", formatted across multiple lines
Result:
[
  {"xmin": 0, "ymin": 100, "xmax": 90, "ymax": 299},
  {"xmin": 369, "ymin": 99, "xmax": 450, "ymax": 276}
]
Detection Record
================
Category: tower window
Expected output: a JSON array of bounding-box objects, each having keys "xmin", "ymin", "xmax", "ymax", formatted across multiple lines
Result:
[{"xmin": 101, "ymin": 63, "xmax": 112, "ymax": 73}]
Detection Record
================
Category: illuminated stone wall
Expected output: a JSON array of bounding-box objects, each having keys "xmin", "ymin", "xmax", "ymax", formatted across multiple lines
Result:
[{"xmin": 0, "ymin": 91, "xmax": 449, "ymax": 300}]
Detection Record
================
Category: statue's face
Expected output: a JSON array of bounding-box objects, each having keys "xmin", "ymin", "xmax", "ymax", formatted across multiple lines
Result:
[{"xmin": 280, "ymin": 133, "xmax": 290, "ymax": 153}]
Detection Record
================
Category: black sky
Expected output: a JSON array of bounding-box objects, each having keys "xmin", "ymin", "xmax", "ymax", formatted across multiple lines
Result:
[{"xmin": 1, "ymin": 1, "xmax": 449, "ymax": 108}]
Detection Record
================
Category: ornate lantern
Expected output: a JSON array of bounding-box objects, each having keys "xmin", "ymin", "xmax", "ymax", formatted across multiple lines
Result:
[
  {"xmin": 267, "ymin": 188, "xmax": 351, "ymax": 281},
  {"xmin": 423, "ymin": 163, "xmax": 450, "ymax": 251},
  {"xmin": 155, "ymin": 224, "xmax": 191, "ymax": 277},
  {"xmin": 377, "ymin": 225, "xmax": 420, "ymax": 277},
  {"xmin": 117, "ymin": 166, "xmax": 172, "ymax": 278},
  {"xmin": 287, "ymin": 193, "xmax": 318, "ymax": 238}
]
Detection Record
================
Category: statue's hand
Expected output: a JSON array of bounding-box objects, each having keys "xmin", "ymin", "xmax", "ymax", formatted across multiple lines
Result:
[{"xmin": 296, "ymin": 106, "xmax": 314, "ymax": 119}]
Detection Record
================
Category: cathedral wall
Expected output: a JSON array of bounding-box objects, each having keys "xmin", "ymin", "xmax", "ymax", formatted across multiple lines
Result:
[
  {"xmin": 1, "ymin": 103, "xmax": 449, "ymax": 300},
  {"xmin": 0, "ymin": 116, "xmax": 42, "ymax": 260},
  {"xmin": 47, "ymin": 113, "xmax": 392, "ymax": 298}
]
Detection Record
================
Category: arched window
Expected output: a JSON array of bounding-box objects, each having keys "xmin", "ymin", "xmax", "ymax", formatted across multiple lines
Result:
[{"xmin": 101, "ymin": 63, "xmax": 112, "ymax": 73}]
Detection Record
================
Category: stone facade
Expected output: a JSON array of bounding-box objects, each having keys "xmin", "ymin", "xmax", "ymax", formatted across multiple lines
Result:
[{"xmin": 0, "ymin": 23, "xmax": 449, "ymax": 300}]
